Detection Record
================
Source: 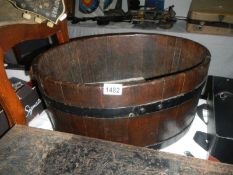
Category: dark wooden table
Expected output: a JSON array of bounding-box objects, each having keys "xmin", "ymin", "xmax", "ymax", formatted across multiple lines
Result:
[{"xmin": 0, "ymin": 125, "xmax": 233, "ymax": 175}]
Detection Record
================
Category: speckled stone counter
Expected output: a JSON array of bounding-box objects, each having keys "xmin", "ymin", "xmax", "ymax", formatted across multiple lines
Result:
[{"xmin": 0, "ymin": 125, "xmax": 233, "ymax": 175}]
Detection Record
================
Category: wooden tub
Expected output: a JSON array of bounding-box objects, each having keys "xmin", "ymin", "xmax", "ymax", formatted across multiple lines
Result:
[{"xmin": 32, "ymin": 33, "xmax": 210, "ymax": 148}]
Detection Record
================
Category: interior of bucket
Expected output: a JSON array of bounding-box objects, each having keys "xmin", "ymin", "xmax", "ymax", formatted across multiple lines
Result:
[{"xmin": 36, "ymin": 34, "xmax": 209, "ymax": 84}]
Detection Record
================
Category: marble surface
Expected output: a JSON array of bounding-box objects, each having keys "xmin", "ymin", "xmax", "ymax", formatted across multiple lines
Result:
[{"xmin": 1, "ymin": 125, "xmax": 233, "ymax": 175}]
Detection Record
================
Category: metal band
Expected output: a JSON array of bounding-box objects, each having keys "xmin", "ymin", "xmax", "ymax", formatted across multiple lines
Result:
[
  {"xmin": 44, "ymin": 82, "xmax": 205, "ymax": 118},
  {"xmin": 187, "ymin": 19, "xmax": 233, "ymax": 29}
]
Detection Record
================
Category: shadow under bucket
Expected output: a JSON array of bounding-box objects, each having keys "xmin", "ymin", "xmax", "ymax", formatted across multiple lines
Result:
[{"xmin": 32, "ymin": 33, "xmax": 210, "ymax": 148}]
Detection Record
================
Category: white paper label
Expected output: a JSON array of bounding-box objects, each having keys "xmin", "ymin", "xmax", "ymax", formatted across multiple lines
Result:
[{"xmin": 103, "ymin": 84, "xmax": 122, "ymax": 95}]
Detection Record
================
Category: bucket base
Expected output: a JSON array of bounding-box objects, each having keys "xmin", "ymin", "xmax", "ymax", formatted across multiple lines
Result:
[{"xmin": 147, "ymin": 118, "xmax": 193, "ymax": 149}]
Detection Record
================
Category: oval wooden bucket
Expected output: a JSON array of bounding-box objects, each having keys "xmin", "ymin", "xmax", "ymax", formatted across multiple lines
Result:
[{"xmin": 32, "ymin": 33, "xmax": 210, "ymax": 148}]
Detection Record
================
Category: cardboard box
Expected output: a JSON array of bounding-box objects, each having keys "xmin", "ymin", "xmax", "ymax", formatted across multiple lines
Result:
[
  {"xmin": 207, "ymin": 76, "xmax": 233, "ymax": 164},
  {"xmin": 0, "ymin": 78, "xmax": 44, "ymax": 136},
  {"xmin": 10, "ymin": 77, "xmax": 44, "ymax": 122},
  {"xmin": 0, "ymin": 108, "xmax": 9, "ymax": 136}
]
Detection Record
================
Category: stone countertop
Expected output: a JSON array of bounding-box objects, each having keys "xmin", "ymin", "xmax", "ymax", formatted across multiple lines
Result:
[{"xmin": 0, "ymin": 125, "xmax": 233, "ymax": 175}]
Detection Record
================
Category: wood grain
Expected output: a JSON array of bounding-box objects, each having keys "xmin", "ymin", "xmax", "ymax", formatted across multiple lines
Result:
[{"xmin": 32, "ymin": 33, "xmax": 210, "ymax": 147}]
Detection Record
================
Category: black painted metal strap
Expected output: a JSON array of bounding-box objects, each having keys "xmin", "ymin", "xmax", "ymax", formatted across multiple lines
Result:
[
  {"xmin": 187, "ymin": 19, "xmax": 233, "ymax": 29},
  {"xmin": 44, "ymin": 81, "xmax": 205, "ymax": 118}
]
